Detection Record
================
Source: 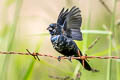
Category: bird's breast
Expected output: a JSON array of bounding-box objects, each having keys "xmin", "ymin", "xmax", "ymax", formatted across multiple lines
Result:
[
  {"xmin": 51, "ymin": 35, "xmax": 77, "ymax": 53},
  {"xmin": 51, "ymin": 35, "xmax": 66, "ymax": 51}
]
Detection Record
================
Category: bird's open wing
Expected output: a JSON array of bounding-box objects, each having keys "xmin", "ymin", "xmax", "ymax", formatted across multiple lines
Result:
[{"xmin": 57, "ymin": 6, "xmax": 83, "ymax": 41}]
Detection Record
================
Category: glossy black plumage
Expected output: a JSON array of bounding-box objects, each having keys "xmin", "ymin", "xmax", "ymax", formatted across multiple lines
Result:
[{"xmin": 47, "ymin": 6, "xmax": 95, "ymax": 71}]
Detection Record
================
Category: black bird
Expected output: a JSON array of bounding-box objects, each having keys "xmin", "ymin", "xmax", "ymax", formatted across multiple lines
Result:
[{"xmin": 47, "ymin": 6, "xmax": 96, "ymax": 72}]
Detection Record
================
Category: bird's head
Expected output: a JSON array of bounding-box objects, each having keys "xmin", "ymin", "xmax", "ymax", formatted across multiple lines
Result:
[
  {"xmin": 47, "ymin": 23, "xmax": 57, "ymax": 35},
  {"xmin": 47, "ymin": 23, "xmax": 61, "ymax": 35}
]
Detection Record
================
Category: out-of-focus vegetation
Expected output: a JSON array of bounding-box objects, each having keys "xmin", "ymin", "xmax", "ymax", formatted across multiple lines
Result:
[{"xmin": 0, "ymin": 0, "xmax": 120, "ymax": 80}]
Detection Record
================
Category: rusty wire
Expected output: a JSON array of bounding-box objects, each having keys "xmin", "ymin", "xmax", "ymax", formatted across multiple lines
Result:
[{"xmin": 0, "ymin": 50, "xmax": 120, "ymax": 61}]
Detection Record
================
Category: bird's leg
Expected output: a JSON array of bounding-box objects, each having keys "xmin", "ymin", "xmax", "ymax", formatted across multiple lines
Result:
[{"xmin": 57, "ymin": 56, "xmax": 65, "ymax": 61}]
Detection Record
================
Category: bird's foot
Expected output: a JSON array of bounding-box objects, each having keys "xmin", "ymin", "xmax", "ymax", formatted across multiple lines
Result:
[{"xmin": 57, "ymin": 56, "xmax": 63, "ymax": 62}]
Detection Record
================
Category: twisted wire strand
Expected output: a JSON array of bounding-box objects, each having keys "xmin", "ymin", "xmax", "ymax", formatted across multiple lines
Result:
[{"xmin": 0, "ymin": 51, "xmax": 120, "ymax": 60}]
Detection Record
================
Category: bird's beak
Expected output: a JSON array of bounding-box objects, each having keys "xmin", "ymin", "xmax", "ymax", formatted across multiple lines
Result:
[
  {"xmin": 47, "ymin": 27, "xmax": 52, "ymax": 30},
  {"xmin": 46, "ymin": 27, "xmax": 49, "ymax": 30}
]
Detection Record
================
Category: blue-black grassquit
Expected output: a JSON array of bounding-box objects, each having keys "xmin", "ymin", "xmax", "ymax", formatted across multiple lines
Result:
[{"xmin": 47, "ymin": 6, "xmax": 97, "ymax": 72}]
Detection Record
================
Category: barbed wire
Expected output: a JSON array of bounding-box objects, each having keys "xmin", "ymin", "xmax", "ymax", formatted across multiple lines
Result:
[{"xmin": 0, "ymin": 49, "xmax": 120, "ymax": 61}]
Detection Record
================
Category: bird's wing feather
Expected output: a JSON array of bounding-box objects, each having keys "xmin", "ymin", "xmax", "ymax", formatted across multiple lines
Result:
[
  {"xmin": 57, "ymin": 6, "xmax": 83, "ymax": 41},
  {"xmin": 57, "ymin": 8, "xmax": 69, "ymax": 26}
]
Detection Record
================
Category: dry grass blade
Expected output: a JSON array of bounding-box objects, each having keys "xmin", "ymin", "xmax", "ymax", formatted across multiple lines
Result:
[
  {"xmin": 99, "ymin": 0, "xmax": 112, "ymax": 14},
  {"xmin": 88, "ymin": 37, "xmax": 100, "ymax": 50}
]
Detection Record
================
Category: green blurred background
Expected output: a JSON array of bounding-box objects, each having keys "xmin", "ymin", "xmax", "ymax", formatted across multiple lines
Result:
[{"xmin": 0, "ymin": 0, "xmax": 120, "ymax": 80}]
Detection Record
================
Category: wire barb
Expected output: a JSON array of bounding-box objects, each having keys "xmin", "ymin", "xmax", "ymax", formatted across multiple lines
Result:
[
  {"xmin": 26, "ymin": 49, "xmax": 40, "ymax": 61},
  {"xmin": 77, "ymin": 50, "xmax": 86, "ymax": 67}
]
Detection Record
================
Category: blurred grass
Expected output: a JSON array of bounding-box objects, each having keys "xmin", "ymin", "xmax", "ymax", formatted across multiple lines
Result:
[
  {"xmin": 107, "ymin": 0, "xmax": 117, "ymax": 80},
  {"xmin": 0, "ymin": 0, "xmax": 120, "ymax": 80},
  {"xmin": 23, "ymin": 40, "xmax": 43, "ymax": 80},
  {"xmin": 23, "ymin": 59, "xmax": 35, "ymax": 80},
  {"xmin": 0, "ymin": 0, "xmax": 23, "ymax": 80}
]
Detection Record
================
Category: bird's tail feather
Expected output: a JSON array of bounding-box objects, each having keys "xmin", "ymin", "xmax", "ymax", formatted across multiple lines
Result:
[
  {"xmin": 76, "ymin": 50, "xmax": 98, "ymax": 72},
  {"xmin": 77, "ymin": 59, "xmax": 93, "ymax": 71}
]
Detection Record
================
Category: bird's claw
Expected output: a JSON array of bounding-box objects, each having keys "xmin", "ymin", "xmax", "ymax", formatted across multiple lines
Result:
[{"xmin": 57, "ymin": 56, "xmax": 62, "ymax": 61}]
